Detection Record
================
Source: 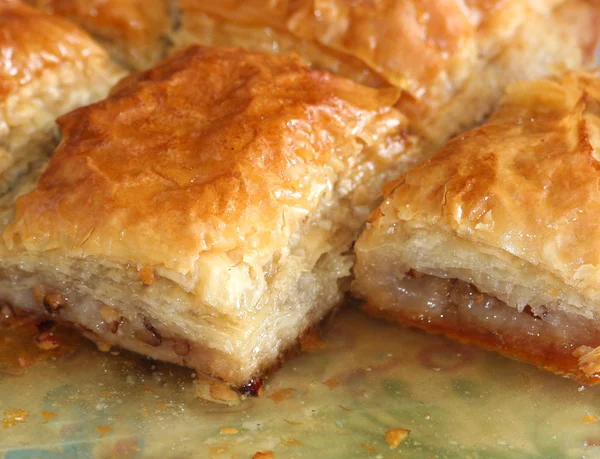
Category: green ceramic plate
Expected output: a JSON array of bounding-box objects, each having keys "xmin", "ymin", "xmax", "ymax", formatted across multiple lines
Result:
[{"xmin": 1, "ymin": 307, "xmax": 600, "ymax": 459}]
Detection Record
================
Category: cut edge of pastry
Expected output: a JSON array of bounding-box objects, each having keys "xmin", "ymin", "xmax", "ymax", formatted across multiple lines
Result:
[
  {"xmin": 0, "ymin": 45, "xmax": 419, "ymax": 388},
  {"xmin": 352, "ymin": 70, "xmax": 600, "ymax": 384},
  {"xmin": 354, "ymin": 224, "xmax": 600, "ymax": 384}
]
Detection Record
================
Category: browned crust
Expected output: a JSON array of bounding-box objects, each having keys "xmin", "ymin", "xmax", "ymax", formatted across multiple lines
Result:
[
  {"xmin": 3, "ymin": 45, "xmax": 405, "ymax": 277},
  {"xmin": 0, "ymin": 0, "xmax": 109, "ymax": 97}
]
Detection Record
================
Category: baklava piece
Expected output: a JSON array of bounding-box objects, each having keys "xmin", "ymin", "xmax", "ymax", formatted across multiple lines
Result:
[
  {"xmin": 25, "ymin": 0, "xmax": 173, "ymax": 69},
  {"xmin": 172, "ymin": 0, "xmax": 592, "ymax": 146},
  {"xmin": 0, "ymin": 45, "xmax": 414, "ymax": 387},
  {"xmin": 353, "ymin": 71, "xmax": 600, "ymax": 383},
  {"xmin": 0, "ymin": 0, "xmax": 125, "ymax": 196}
]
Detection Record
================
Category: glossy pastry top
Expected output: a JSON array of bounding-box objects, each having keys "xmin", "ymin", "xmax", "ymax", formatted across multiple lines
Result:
[
  {"xmin": 4, "ymin": 45, "xmax": 406, "ymax": 276},
  {"xmin": 0, "ymin": 0, "xmax": 107, "ymax": 97},
  {"xmin": 26, "ymin": 0, "xmax": 171, "ymax": 68},
  {"xmin": 372, "ymin": 71, "xmax": 600, "ymax": 291},
  {"xmin": 182, "ymin": 0, "xmax": 561, "ymax": 104}
]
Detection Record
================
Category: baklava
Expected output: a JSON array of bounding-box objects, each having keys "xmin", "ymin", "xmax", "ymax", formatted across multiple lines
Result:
[
  {"xmin": 353, "ymin": 71, "xmax": 600, "ymax": 383},
  {"xmin": 25, "ymin": 0, "xmax": 173, "ymax": 69},
  {"xmin": 172, "ymin": 0, "xmax": 592, "ymax": 146},
  {"xmin": 0, "ymin": 45, "xmax": 415, "ymax": 387},
  {"xmin": 0, "ymin": 0, "xmax": 125, "ymax": 196}
]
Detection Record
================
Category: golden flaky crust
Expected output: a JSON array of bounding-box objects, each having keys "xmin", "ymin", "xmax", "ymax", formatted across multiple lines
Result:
[
  {"xmin": 372, "ymin": 71, "xmax": 600, "ymax": 292},
  {"xmin": 176, "ymin": 0, "xmax": 582, "ymax": 145},
  {"xmin": 25, "ymin": 0, "xmax": 172, "ymax": 69},
  {"xmin": 4, "ymin": 45, "xmax": 405, "ymax": 277},
  {"xmin": 181, "ymin": 0, "xmax": 474, "ymax": 96},
  {"xmin": 0, "ymin": 0, "xmax": 110, "ymax": 97},
  {"xmin": 181, "ymin": 0, "xmax": 558, "ymax": 95}
]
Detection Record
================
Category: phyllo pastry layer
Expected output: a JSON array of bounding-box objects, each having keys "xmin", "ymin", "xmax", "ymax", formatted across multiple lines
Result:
[
  {"xmin": 353, "ymin": 71, "xmax": 600, "ymax": 383},
  {"xmin": 25, "ymin": 0, "xmax": 173, "ymax": 70},
  {"xmin": 0, "ymin": 45, "xmax": 415, "ymax": 387},
  {"xmin": 0, "ymin": 0, "xmax": 125, "ymax": 196},
  {"xmin": 172, "ymin": 0, "xmax": 594, "ymax": 146}
]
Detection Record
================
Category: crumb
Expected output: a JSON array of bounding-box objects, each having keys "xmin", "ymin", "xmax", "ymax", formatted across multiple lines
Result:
[
  {"xmin": 210, "ymin": 381, "xmax": 240, "ymax": 403},
  {"xmin": 35, "ymin": 336, "xmax": 59, "ymax": 351},
  {"xmin": 95, "ymin": 426, "xmax": 113, "ymax": 438},
  {"xmin": 362, "ymin": 443, "xmax": 376, "ymax": 453},
  {"xmin": 282, "ymin": 438, "xmax": 302, "ymax": 446},
  {"xmin": 575, "ymin": 346, "xmax": 600, "ymax": 375},
  {"xmin": 323, "ymin": 378, "xmax": 341, "ymax": 389},
  {"xmin": 268, "ymin": 388, "xmax": 294, "ymax": 403},
  {"xmin": 574, "ymin": 345, "xmax": 595, "ymax": 358},
  {"xmin": 282, "ymin": 419, "xmax": 302, "ymax": 425},
  {"xmin": 40, "ymin": 412, "xmax": 57, "ymax": 424},
  {"xmin": 194, "ymin": 377, "xmax": 240, "ymax": 405},
  {"xmin": 138, "ymin": 266, "xmax": 155, "ymax": 285},
  {"xmin": 385, "ymin": 428, "xmax": 410, "ymax": 449},
  {"xmin": 3, "ymin": 408, "xmax": 28, "ymax": 429},
  {"xmin": 252, "ymin": 451, "xmax": 273, "ymax": 459},
  {"xmin": 219, "ymin": 427, "xmax": 239, "ymax": 435},
  {"xmin": 96, "ymin": 341, "xmax": 112, "ymax": 352}
]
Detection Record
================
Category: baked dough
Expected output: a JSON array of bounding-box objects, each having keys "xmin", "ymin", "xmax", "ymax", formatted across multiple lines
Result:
[
  {"xmin": 0, "ymin": 0, "xmax": 125, "ymax": 196},
  {"xmin": 353, "ymin": 71, "xmax": 600, "ymax": 383},
  {"xmin": 172, "ymin": 0, "xmax": 591, "ymax": 146},
  {"xmin": 25, "ymin": 0, "xmax": 173, "ymax": 69},
  {"xmin": 0, "ymin": 45, "xmax": 416, "ymax": 387},
  {"xmin": 554, "ymin": 0, "xmax": 600, "ymax": 63}
]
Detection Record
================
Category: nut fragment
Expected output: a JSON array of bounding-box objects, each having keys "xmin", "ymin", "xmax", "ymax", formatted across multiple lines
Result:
[
  {"xmin": 138, "ymin": 266, "xmax": 155, "ymax": 285},
  {"xmin": 173, "ymin": 340, "xmax": 191, "ymax": 357},
  {"xmin": 385, "ymin": 428, "xmax": 410, "ymax": 449},
  {"xmin": 194, "ymin": 376, "xmax": 240, "ymax": 406},
  {"xmin": 96, "ymin": 341, "xmax": 112, "ymax": 352},
  {"xmin": 210, "ymin": 381, "xmax": 240, "ymax": 403},
  {"xmin": 43, "ymin": 292, "xmax": 67, "ymax": 314},
  {"xmin": 134, "ymin": 322, "xmax": 162, "ymax": 347},
  {"xmin": 0, "ymin": 302, "xmax": 15, "ymax": 320},
  {"xmin": 35, "ymin": 331, "xmax": 59, "ymax": 351},
  {"xmin": 99, "ymin": 306, "xmax": 124, "ymax": 333},
  {"xmin": 574, "ymin": 345, "xmax": 594, "ymax": 358},
  {"xmin": 575, "ymin": 345, "xmax": 600, "ymax": 375},
  {"xmin": 32, "ymin": 286, "xmax": 45, "ymax": 304}
]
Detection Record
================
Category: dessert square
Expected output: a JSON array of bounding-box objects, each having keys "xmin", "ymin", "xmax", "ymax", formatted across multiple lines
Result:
[
  {"xmin": 0, "ymin": 45, "xmax": 415, "ymax": 387},
  {"xmin": 353, "ymin": 71, "xmax": 600, "ymax": 383}
]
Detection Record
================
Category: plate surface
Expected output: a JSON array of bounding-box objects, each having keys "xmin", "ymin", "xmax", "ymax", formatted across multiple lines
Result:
[{"xmin": 1, "ymin": 308, "xmax": 600, "ymax": 458}]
